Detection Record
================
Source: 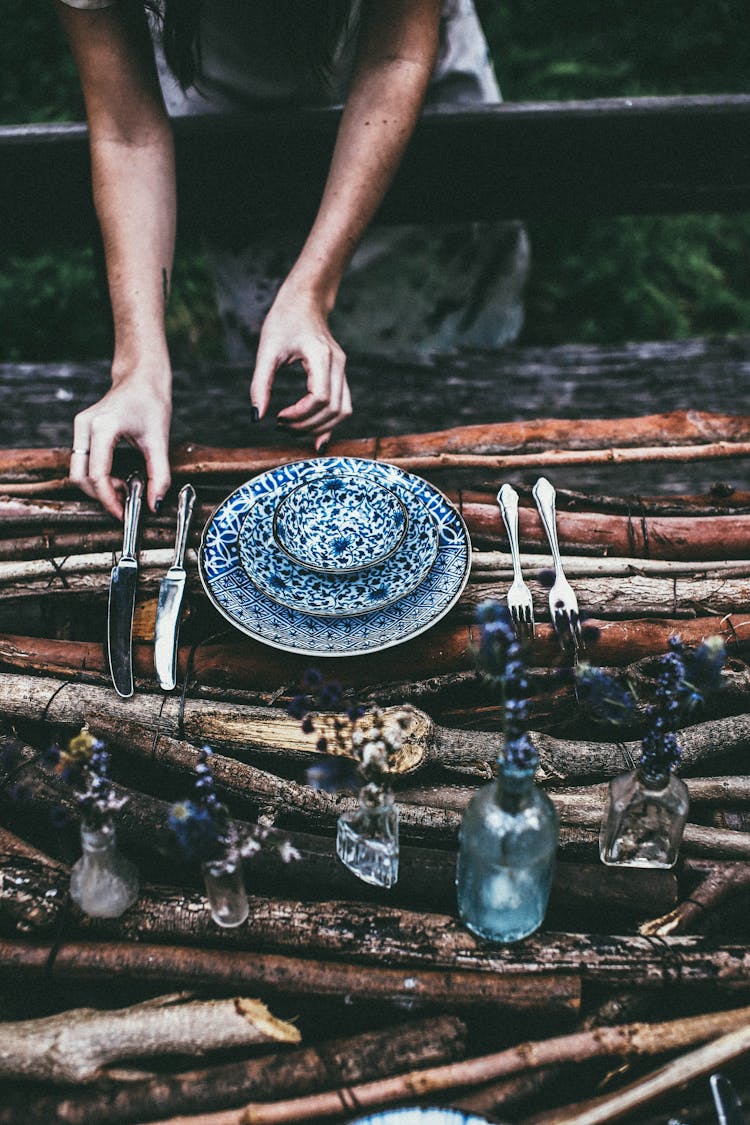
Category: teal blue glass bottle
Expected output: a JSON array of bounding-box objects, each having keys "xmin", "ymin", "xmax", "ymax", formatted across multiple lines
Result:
[{"xmin": 456, "ymin": 759, "xmax": 558, "ymax": 943}]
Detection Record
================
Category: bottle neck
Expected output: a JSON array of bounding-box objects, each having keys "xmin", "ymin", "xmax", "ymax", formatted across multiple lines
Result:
[
  {"xmin": 637, "ymin": 766, "xmax": 670, "ymax": 791},
  {"xmin": 495, "ymin": 765, "xmax": 536, "ymax": 813},
  {"xmin": 80, "ymin": 819, "xmax": 115, "ymax": 853}
]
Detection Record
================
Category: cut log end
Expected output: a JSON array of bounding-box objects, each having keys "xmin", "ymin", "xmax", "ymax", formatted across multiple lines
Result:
[{"xmin": 234, "ymin": 998, "xmax": 301, "ymax": 1044}]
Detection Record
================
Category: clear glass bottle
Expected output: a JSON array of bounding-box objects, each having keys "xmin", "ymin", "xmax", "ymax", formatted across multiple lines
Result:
[
  {"xmin": 70, "ymin": 818, "xmax": 139, "ymax": 919},
  {"xmin": 600, "ymin": 767, "xmax": 689, "ymax": 868},
  {"xmin": 336, "ymin": 783, "xmax": 399, "ymax": 888},
  {"xmin": 456, "ymin": 762, "xmax": 558, "ymax": 943},
  {"xmin": 202, "ymin": 856, "xmax": 249, "ymax": 927}
]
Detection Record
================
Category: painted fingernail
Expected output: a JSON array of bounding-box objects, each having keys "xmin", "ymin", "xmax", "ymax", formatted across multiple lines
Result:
[
  {"xmin": 154, "ymin": 498, "xmax": 163, "ymax": 514},
  {"xmin": 251, "ymin": 405, "xmax": 260, "ymax": 423}
]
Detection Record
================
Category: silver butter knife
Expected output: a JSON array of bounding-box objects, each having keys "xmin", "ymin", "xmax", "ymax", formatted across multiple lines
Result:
[
  {"xmin": 108, "ymin": 473, "xmax": 145, "ymax": 698},
  {"xmin": 154, "ymin": 483, "xmax": 196, "ymax": 691}
]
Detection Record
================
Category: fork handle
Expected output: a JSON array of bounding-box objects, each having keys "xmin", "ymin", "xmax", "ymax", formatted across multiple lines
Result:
[
  {"xmin": 532, "ymin": 477, "xmax": 564, "ymax": 574},
  {"xmin": 497, "ymin": 484, "xmax": 524, "ymax": 583}
]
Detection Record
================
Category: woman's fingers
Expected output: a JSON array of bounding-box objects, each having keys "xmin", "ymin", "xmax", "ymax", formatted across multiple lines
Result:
[
  {"xmin": 249, "ymin": 338, "xmax": 281, "ymax": 421},
  {"xmin": 275, "ymin": 340, "xmax": 335, "ymax": 425},
  {"xmin": 250, "ymin": 302, "xmax": 353, "ymax": 447},
  {"xmin": 87, "ymin": 422, "xmax": 126, "ymax": 520},
  {"xmin": 70, "ymin": 391, "xmax": 171, "ymax": 520},
  {"xmin": 315, "ymin": 377, "xmax": 353, "ymax": 451},
  {"xmin": 277, "ymin": 341, "xmax": 349, "ymax": 433},
  {"xmin": 142, "ymin": 439, "xmax": 171, "ymax": 513}
]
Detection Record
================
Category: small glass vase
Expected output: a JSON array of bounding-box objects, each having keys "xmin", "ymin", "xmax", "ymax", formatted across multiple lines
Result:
[
  {"xmin": 600, "ymin": 767, "xmax": 689, "ymax": 868},
  {"xmin": 202, "ymin": 855, "xmax": 249, "ymax": 927},
  {"xmin": 70, "ymin": 818, "xmax": 139, "ymax": 919},
  {"xmin": 456, "ymin": 762, "xmax": 558, "ymax": 943},
  {"xmin": 336, "ymin": 783, "xmax": 399, "ymax": 888}
]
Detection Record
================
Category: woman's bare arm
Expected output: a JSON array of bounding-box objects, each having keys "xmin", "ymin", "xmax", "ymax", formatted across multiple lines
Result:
[
  {"xmin": 251, "ymin": 0, "xmax": 441, "ymax": 450},
  {"xmin": 56, "ymin": 0, "xmax": 175, "ymax": 518}
]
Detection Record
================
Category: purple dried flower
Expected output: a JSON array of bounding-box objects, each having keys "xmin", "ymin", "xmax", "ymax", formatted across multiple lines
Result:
[
  {"xmin": 287, "ymin": 694, "xmax": 310, "ymax": 720},
  {"xmin": 301, "ymin": 668, "xmax": 323, "ymax": 691},
  {"xmin": 474, "ymin": 600, "xmax": 537, "ymax": 772},
  {"xmin": 319, "ymin": 681, "xmax": 343, "ymax": 710}
]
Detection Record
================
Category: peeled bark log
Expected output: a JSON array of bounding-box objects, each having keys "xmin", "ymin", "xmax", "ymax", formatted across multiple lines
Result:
[
  {"xmin": 471, "ymin": 552, "xmax": 750, "ymax": 579},
  {"xmin": 0, "ymin": 1015, "xmax": 467, "ymax": 1125},
  {"xmin": 0, "ymin": 548, "xmax": 191, "ymax": 585},
  {"xmin": 0, "ymin": 939, "xmax": 581, "ymax": 1013},
  {"xmin": 235, "ymin": 1005, "xmax": 750, "ymax": 1125},
  {"xmin": 0, "ymin": 674, "xmax": 427, "ymax": 774},
  {"xmin": 5, "ymin": 551, "xmax": 750, "ymax": 621},
  {"xmin": 462, "ymin": 573, "xmax": 750, "ymax": 618},
  {"xmin": 0, "ymin": 994, "xmax": 299, "ymax": 1084},
  {"xmin": 0, "ymin": 527, "xmax": 177, "ymax": 562},
  {"xmin": 1, "ymin": 672, "xmax": 749, "ymax": 785}
]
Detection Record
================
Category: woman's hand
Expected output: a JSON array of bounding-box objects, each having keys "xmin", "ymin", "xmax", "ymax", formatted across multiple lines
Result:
[
  {"xmin": 249, "ymin": 0, "xmax": 439, "ymax": 449},
  {"xmin": 58, "ymin": 1, "xmax": 176, "ymax": 519},
  {"xmin": 250, "ymin": 282, "xmax": 352, "ymax": 452},
  {"xmin": 70, "ymin": 369, "xmax": 172, "ymax": 521}
]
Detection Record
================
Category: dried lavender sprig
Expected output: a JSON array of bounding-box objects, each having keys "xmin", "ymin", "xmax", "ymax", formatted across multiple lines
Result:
[{"xmin": 475, "ymin": 600, "xmax": 537, "ymax": 772}]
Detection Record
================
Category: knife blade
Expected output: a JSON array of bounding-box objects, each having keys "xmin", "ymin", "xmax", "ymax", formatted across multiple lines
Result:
[
  {"xmin": 154, "ymin": 483, "xmax": 196, "ymax": 691},
  {"xmin": 711, "ymin": 1074, "xmax": 747, "ymax": 1125},
  {"xmin": 108, "ymin": 473, "xmax": 145, "ymax": 698}
]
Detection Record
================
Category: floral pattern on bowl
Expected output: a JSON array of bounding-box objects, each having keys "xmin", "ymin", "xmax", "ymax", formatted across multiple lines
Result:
[
  {"xmin": 240, "ymin": 478, "xmax": 437, "ymax": 616},
  {"xmin": 273, "ymin": 474, "xmax": 408, "ymax": 574}
]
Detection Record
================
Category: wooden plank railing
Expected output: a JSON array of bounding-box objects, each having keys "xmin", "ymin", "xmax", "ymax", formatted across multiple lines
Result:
[{"xmin": 3, "ymin": 94, "xmax": 750, "ymax": 253}]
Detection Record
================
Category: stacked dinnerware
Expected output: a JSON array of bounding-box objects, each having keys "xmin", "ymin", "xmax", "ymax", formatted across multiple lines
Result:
[{"xmin": 199, "ymin": 456, "xmax": 471, "ymax": 657}]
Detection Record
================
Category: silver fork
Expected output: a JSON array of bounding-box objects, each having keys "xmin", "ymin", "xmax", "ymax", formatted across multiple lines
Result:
[
  {"xmin": 532, "ymin": 476, "xmax": 582, "ymax": 651},
  {"xmin": 497, "ymin": 484, "xmax": 535, "ymax": 639}
]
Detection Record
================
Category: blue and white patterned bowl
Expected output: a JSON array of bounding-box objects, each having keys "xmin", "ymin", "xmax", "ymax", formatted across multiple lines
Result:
[
  {"xmin": 273, "ymin": 473, "xmax": 408, "ymax": 574},
  {"xmin": 347, "ymin": 1110, "xmax": 492, "ymax": 1125},
  {"xmin": 199, "ymin": 457, "xmax": 471, "ymax": 657},
  {"xmin": 240, "ymin": 477, "xmax": 437, "ymax": 617}
]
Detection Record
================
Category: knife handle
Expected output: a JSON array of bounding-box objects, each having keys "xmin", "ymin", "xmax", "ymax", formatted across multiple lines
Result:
[
  {"xmin": 122, "ymin": 474, "xmax": 145, "ymax": 560},
  {"xmin": 173, "ymin": 484, "xmax": 196, "ymax": 568}
]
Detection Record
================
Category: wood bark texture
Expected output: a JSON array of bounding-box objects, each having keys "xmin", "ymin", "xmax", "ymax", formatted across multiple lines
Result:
[
  {"xmin": 0, "ymin": 1015, "xmax": 467, "ymax": 1125},
  {"xmin": 235, "ymin": 1005, "xmax": 750, "ymax": 1125},
  {"xmin": 0, "ymin": 995, "xmax": 299, "ymax": 1084}
]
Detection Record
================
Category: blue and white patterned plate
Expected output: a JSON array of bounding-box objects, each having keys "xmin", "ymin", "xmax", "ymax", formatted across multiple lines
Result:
[
  {"xmin": 347, "ymin": 1110, "xmax": 492, "ymax": 1125},
  {"xmin": 199, "ymin": 457, "xmax": 471, "ymax": 657},
  {"xmin": 273, "ymin": 473, "xmax": 408, "ymax": 573},
  {"xmin": 240, "ymin": 477, "xmax": 438, "ymax": 617}
]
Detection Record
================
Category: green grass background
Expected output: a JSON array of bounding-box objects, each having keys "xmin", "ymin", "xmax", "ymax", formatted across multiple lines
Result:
[{"xmin": 2, "ymin": 0, "xmax": 749, "ymax": 361}]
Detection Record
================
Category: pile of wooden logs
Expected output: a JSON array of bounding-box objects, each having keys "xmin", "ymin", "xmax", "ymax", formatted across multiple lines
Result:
[{"xmin": 0, "ymin": 410, "xmax": 749, "ymax": 1123}]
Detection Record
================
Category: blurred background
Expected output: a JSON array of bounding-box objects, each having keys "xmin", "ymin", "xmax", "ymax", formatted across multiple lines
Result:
[{"xmin": 1, "ymin": 0, "xmax": 749, "ymax": 364}]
